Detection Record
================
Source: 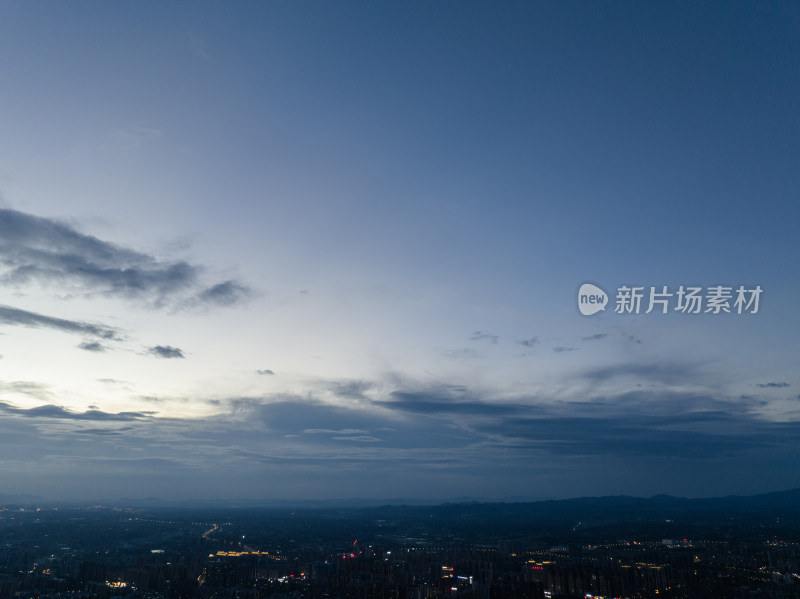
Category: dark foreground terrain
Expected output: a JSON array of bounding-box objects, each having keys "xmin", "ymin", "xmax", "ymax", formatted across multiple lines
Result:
[{"xmin": 2, "ymin": 489, "xmax": 800, "ymax": 599}]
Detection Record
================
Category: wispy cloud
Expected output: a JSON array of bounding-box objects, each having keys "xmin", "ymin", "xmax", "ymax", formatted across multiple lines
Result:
[
  {"xmin": 0, "ymin": 305, "xmax": 121, "ymax": 340},
  {"xmin": 757, "ymin": 382, "xmax": 790, "ymax": 388},
  {"xmin": 0, "ymin": 208, "xmax": 251, "ymax": 309},
  {"xmin": 582, "ymin": 362, "xmax": 700, "ymax": 386},
  {"xmin": 327, "ymin": 380, "xmax": 374, "ymax": 400},
  {"xmin": 470, "ymin": 331, "xmax": 499, "ymax": 344},
  {"xmin": 0, "ymin": 401, "xmax": 146, "ymax": 421},
  {"xmin": 256, "ymin": 369, "xmax": 275, "ymax": 376},
  {"xmin": 518, "ymin": 337, "xmax": 539, "ymax": 347},
  {"xmin": 582, "ymin": 333, "xmax": 608, "ymax": 341},
  {"xmin": 0, "ymin": 381, "xmax": 52, "ymax": 401},
  {"xmin": 304, "ymin": 428, "xmax": 369, "ymax": 435}
]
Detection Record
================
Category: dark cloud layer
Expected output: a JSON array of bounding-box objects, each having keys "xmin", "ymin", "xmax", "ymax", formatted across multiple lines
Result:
[
  {"xmin": 365, "ymin": 385, "xmax": 800, "ymax": 462},
  {"xmin": 474, "ymin": 405, "xmax": 800, "ymax": 460},
  {"xmin": 0, "ymin": 375, "xmax": 797, "ymax": 500},
  {"xmin": 379, "ymin": 389, "xmax": 525, "ymax": 417},
  {"xmin": 0, "ymin": 208, "xmax": 250, "ymax": 308}
]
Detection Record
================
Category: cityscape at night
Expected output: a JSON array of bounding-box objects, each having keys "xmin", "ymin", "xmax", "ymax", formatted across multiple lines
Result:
[{"xmin": 2, "ymin": 490, "xmax": 800, "ymax": 598}]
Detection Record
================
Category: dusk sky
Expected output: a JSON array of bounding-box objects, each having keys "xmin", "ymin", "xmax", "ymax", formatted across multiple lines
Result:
[{"xmin": 0, "ymin": 1, "xmax": 798, "ymax": 502}]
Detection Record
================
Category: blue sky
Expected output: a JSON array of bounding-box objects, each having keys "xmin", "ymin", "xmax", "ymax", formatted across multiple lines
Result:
[{"xmin": 0, "ymin": 1, "xmax": 798, "ymax": 502}]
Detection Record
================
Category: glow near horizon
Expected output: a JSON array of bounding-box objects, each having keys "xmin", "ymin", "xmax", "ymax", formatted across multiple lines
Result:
[{"xmin": 0, "ymin": 1, "xmax": 798, "ymax": 501}]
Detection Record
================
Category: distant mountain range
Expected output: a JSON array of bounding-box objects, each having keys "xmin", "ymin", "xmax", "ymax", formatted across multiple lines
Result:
[
  {"xmin": 6, "ymin": 488, "xmax": 800, "ymax": 519},
  {"xmin": 374, "ymin": 487, "xmax": 800, "ymax": 522}
]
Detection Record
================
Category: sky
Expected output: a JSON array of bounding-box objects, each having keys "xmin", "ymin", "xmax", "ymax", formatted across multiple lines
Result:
[{"xmin": 0, "ymin": 1, "xmax": 798, "ymax": 503}]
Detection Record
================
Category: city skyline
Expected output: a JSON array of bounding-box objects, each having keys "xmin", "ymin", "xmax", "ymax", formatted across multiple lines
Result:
[{"xmin": 0, "ymin": 1, "xmax": 798, "ymax": 501}]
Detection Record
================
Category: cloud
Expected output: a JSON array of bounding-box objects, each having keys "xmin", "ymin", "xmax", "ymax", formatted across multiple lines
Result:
[
  {"xmin": 470, "ymin": 331, "xmax": 499, "ymax": 344},
  {"xmin": 518, "ymin": 337, "xmax": 539, "ymax": 347},
  {"xmin": 441, "ymin": 348, "xmax": 482, "ymax": 359},
  {"xmin": 327, "ymin": 380, "xmax": 374, "ymax": 400},
  {"xmin": 582, "ymin": 333, "xmax": 608, "ymax": 341},
  {"xmin": 0, "ymin": 374, "xmax": 796, "ymax": 500},
  {"xmin": 0, "ymin": 380, "xmax": 52, "ymax": 401},
  {"xmin": 74, "ymin": 428, "xmax": 125, "ymax": 436},
  {"xmin": 0, "ymin": 305, "xmax": 121, "ymax": 339},
  {"xmin": 147, "ymin": 345, "xmax": 185, "ymax": 359},
  {"xmin": 304, "ymin": 428, "xmax": 369, "ymax": 435},
  {"xmin": 757, "ymin": 382, "xmax": 790, "ymax": 388},
  {"xmin": 582, "ymin": 362, "xmax": 700, "ymax": 386},
  {"xmin": 361, "ymin": 380, "xmax": 796, "ymax": 461},
  {"xmin": 78, "ymin": 341, "xmax": 105, "ymax": 352},
  {"xmin": 256, "ymin": 369, "xmax": 275, "ymax": 376},
  {"xmin": 193, "ymin": 280, "xmax": 251, "ymax": 307},
  {"xmin": 0, "ymin": 208, "xmax": 249, "ymax": 309},
  {"xmin": 474, "ymin": 390, "xmax": 800, "ymax": 459},
  {"xmin": 477, "ymin": 414, "xmax": 773, "ymax": 458},
  {"xmin": 0, "ymin": 400, "xmax": 145, "ymax": 421},
  {"xmin": 217, "ymin": 395, "xmax": 480, "ymax": 458},
  {"xmin": 378, "ymin": 389, "xmax": 524, "ymax": 417},
  {"xmin": 553, "ymin": 346, "xmax": 577, "ymax": 353}
]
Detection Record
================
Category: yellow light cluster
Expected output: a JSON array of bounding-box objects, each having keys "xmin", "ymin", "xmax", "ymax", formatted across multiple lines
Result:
[{"xmin": 106, "ymin": 582, "xmax": 128, "ymax": 588}]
